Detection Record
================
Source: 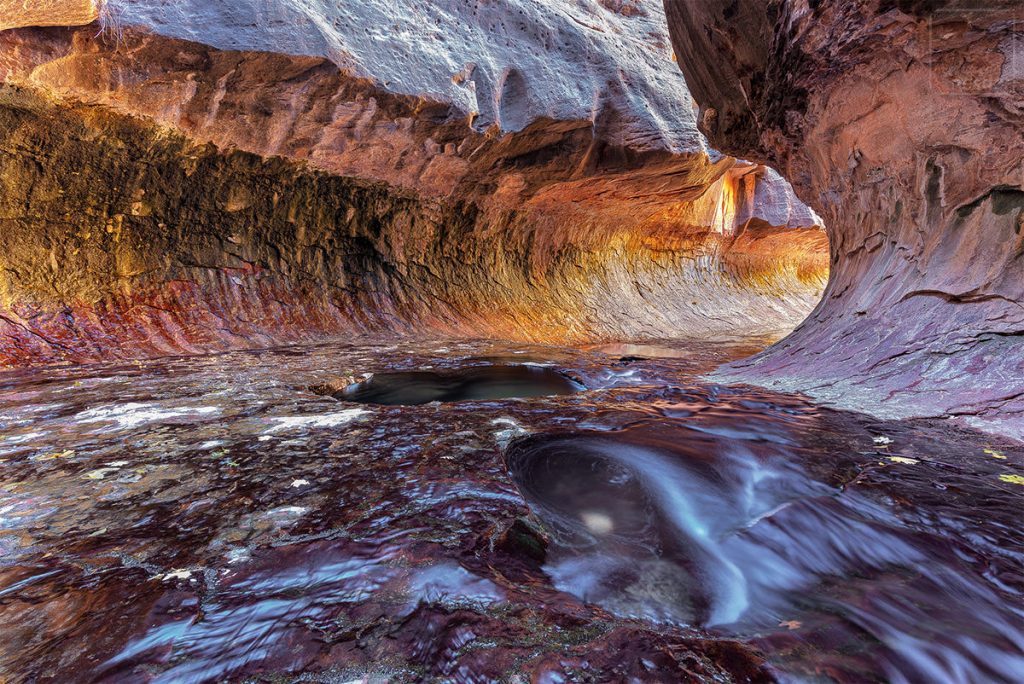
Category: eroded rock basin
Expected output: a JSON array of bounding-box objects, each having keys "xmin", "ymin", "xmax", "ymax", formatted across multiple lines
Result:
[
  {"xmin": 0, "ymin": 338, "xmax": 1022, "ymax": 682},
  {"xmin": 323, "ymin": 365, "xmax": 584, "ymax": 406}
]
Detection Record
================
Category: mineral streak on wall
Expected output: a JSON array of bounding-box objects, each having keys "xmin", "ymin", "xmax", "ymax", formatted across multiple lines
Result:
[
  {"xmin": 665, "ymin": 0, "xmax": 1024, "ymax": 439},
  {"xmin": 0, "ymin": 20, "xmax": 828, "ymax": 366}
]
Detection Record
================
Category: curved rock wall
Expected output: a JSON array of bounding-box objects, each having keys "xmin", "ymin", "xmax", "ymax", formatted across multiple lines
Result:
[
  {"xmin": 0, "ymin": 19, "xmax": 827, "ymax": 365},
  {"xmin": 106, "ymin": 0, "xmax": 698, "ymax": 151},
  {"xmin": 665, "ymin": 0, "xmax": 1024, "ymax": 439},
  {"xmin": 0, "ymin": 81, "xmax": 826, "ymax": 365}
]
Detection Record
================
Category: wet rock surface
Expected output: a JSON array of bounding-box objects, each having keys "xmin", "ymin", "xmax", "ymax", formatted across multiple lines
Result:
[
  {"xmin": 0, "ymin": 337, "xmax": 1021, "ymax": 682},
  {"xmin": 508, "ymin": 424, "xmax": 1024, "ymax": 681}
]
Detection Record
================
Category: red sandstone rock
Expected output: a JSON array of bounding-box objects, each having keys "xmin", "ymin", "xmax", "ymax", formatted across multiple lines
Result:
[{"xmin": 0, "ymin": 22, "xmax": 827, "ymax": 364}]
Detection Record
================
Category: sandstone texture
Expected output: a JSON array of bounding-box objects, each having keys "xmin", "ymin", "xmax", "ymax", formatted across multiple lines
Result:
[
  {"xmin": 109, "ymin": 0, "xmax": 699, "ymax": 151},
  {"xmin": 0, "ymin": 0, "xmax": 99, "ymax": 32},
  {"xmin": 666, "ymin": 0, "xmax": 1024, "ymax": 439},
  {"xmin": 0, "ymin": 83, "xmax": 826, "ymax": 364},
  {"xmin": 0, "ymin": 2, "xmax": 827, "ymax": 366}
]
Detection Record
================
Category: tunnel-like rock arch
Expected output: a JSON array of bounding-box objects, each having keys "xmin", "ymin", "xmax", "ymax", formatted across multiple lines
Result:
[
  {"xmin": 0, "ymin": 5, "xmax": 828, "ymax": 365},
  {"xmin": 2, "ymin": 2, "xmax": 1024, "ymax": 682}
]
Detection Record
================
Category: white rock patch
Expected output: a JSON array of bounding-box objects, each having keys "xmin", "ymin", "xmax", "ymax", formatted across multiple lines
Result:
[
  {"xmin": 263, "ymin": 409, "xmax": 370, "ymax": 434},
  {"xmin": 75, "ymin": 402, "xmax": 220, "ymax": 429}
]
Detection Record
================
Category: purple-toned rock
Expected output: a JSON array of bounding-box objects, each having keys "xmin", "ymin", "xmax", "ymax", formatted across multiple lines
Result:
[{"xmin": 666, "ymin": 0, "xmax": 1024, "ymax": 440}]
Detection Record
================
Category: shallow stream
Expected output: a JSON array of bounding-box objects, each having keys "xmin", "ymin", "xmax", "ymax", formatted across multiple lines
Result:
[{"xmin": 0, "ymin": 338, "xmax": 1021, "ymax": 682}]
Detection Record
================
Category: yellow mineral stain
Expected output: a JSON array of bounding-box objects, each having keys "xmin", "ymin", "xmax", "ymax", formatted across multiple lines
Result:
[{"xmin": 36, "ymin": 449, "xmax": 75, "ymax": 461}]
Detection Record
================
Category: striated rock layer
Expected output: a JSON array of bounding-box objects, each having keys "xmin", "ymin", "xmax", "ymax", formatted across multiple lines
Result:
[
  {"xmin": 666, "ymin": 0, "xmax": 1024, "ymax": 440},
  {"xmin": 0, "ymin": 20, "xmax": 827, "ymax": 366}
]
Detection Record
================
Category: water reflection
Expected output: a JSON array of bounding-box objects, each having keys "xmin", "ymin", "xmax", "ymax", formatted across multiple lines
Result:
[
  {"xmin": 590, "ymin": 343, "xmax": 693, "ymax": 359},
  {"xmin": 0, "ymin": 338, "xmax": 1021, "ymax": 682}
]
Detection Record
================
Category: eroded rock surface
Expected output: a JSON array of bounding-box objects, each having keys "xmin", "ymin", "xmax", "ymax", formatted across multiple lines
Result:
[
  {"xmin": 0, "ymin": 79, "xmax": 827, "ymax": 365},
  {"xmin": 666, "ymin": 0, "xmax": 1024, "ymax": 439},
  {"xmin": 0, "ymin": 7, "xmax": 827, "ymax": 365},
  {"xmin": 108, "ymin": 0, "xmax": 697, "ymax": 151}
]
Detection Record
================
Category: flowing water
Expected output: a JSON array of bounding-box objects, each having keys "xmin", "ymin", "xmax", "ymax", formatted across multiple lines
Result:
[
  {"xmin": 0, "ymin": 338, "xmax": 1021, "ymax": 683},
  {"xmin": 507, "ymin": 425, "xmax": 1024, "ymax": 682}
]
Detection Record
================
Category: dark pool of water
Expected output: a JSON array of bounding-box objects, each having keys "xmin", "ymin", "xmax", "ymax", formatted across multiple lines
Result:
[
  {"xmin": 331, "ymin": 364, "xmax": 584, "ymax": 405},
  {"xmin": 0, "ymin": 337, "xmax": 1021, "ymax": 682}
]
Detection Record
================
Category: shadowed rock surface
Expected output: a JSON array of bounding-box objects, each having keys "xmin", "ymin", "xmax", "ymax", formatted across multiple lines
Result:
[{"xmin": 665, "ymin": 0, "xmax": 1024, "ymax": 439}]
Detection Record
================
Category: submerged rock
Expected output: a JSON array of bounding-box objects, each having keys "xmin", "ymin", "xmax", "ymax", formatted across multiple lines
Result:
[
  {"xmin": 0, "ymin": 339, "xmax": 1021, "ymax": 681},
  {"xmin": 491, "ymin": 517, "xmax": 549, "ymax": 565},
  {"xmin": 505, "ymin": 410, "xmax": 1024, "ymax": 681}
]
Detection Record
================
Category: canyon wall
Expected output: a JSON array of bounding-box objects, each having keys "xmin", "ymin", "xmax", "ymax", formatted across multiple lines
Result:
[
  {"xmin": 0, "ymin": 2, "xmax": 827, "ymax": 365},
  {"xmin": 665, "ymin": 0, "xmax": 1023, "ymax": 439},
  {"xmin": 0, "ymin": 82, "xmax": 824, "ymax": 365}
]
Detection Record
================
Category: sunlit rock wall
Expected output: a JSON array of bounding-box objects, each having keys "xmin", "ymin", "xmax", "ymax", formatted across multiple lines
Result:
[
  {"xmin": 0, "ymin": 1, "xmax": 828, "ymax": 365},
  {"xmin": 0, "ymin": 0, "xmax": 98, "ymax": 31},
  {"xmin": 665, "ymin": 0, "xmax": 1024, "ymax": 440}
]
